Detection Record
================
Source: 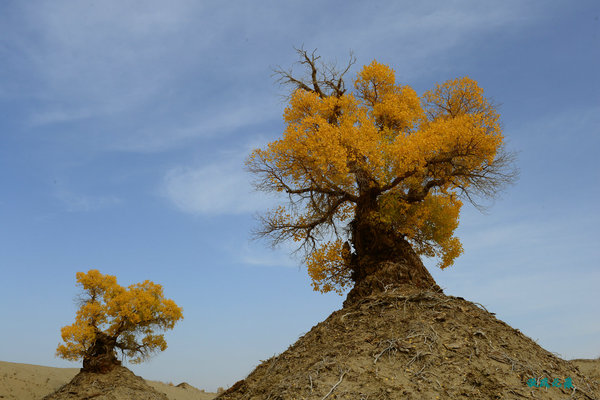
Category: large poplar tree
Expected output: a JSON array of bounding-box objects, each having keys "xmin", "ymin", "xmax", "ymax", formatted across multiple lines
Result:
[{"xmin": 247, "ymin": 49, "xmax": 517, "ymax": 300}]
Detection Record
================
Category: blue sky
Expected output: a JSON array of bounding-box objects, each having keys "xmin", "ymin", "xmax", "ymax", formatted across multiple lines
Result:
[{"xmin": 0, "ymin": 0, "xmax": 598, "ymax": 392}]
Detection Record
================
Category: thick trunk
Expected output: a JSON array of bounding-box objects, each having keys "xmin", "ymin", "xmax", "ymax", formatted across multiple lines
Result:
[
  {"xmin": 345, "ymin": 190, "xmax": 441, "ymax": 305},
  {"xmin": 82, "ymin": 331, "xmax": 121, "ymax": 373},
  {"xmin": 344, "ymin": 239, "xmax": 442, "ymax": 306}
]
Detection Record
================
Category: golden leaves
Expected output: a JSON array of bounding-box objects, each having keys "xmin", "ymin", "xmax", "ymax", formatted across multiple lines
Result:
[
  {"xmin": 408, "ymin": 195, "xmax": 464, "ymax": 269},
  {"xmin": 355, "ymin": 60, "xmax": 397, "ymax": 105},
  {"xmin": 249, "ymin": 59, "xmax": 508, "ymax": 294},
  {"xmin": 56, "ymin": 270, "xmax": 183, "ymax": 364},
  {"xmin": 306, "ymin": 240, "xmax": 352, "ymax": 294}
]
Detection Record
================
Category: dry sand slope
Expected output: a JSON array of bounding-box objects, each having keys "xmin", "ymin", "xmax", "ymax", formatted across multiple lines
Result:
[{"xmin": 0, "ymin": 361, "xmax": 216, "ymax": 400}]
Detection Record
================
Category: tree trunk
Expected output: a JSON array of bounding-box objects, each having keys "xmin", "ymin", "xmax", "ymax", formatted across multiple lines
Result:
[
  {"xmin": 345, "ymin": 191, "xmax": 442, "ymax": 305},
  {"xmin": 82, "ymin": 331, "xmax": 121, "ymax": 373}
]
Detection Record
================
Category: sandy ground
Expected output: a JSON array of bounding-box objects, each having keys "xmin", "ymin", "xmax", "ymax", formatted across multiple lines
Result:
[
  {"xmin": 572, "ymin": 358, "xmax": 600, "ymax": 386},
  {"xmin": 0, "ymin": 361, "xmax": 216, "ymax": 400},
  {"xmin": 1, "ymin": 358, "xmax": 598, "ymax": 399}
]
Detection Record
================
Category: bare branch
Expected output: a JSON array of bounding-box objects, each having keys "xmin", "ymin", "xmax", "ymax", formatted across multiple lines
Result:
[
  {"xmin": 451, "ymin": 145, "xmax": 519, "ymax": 211},
  {"xmin": 272, "ymin": 46, "xmax": 355, "ymax": 100},
  {"xmin": 379, "ymin": 144, "xmax": 519, "ymax": 209},
  {"xmin": 250, "ymin": 192, "xmax": 352, "ymax": 256}
]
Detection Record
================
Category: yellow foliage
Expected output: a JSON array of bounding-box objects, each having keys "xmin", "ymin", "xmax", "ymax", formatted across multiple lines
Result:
[
  {"xmin": 56, "ymin": 270, "xmax": 183, "ymax": 364},
  {"xmin": 248, "ymin": 58, "xmax": 509, "ymax": 294},
  {"xmin": 306, "ymin": 240, "xmax": 353, "ymax": 294}
]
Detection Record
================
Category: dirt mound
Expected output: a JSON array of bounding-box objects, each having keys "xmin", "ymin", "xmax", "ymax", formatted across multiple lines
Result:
[
  {"xmin": 218, "ymin": 284, "xmax": 599, "ymax": 399},
  {"xmin": 42, "ymin": 365, "xmax": 169, "ymax": 400},
  {"xmin": 572, "ymin": 359, "xmax": 600, "ymax": 387}
]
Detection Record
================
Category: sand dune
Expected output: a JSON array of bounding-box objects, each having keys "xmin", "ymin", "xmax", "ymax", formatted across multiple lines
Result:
[{"xmin": 0, "ymin": 361, "xmax": 216, "ymax": 400}]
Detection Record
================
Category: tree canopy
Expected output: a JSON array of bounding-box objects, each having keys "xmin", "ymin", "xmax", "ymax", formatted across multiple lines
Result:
[
  {"xmin": 247, "ymin": 49, "xmax": 517, "ymax": 295},
  {"xmin": 56, "ymin": 269, "xmax": 183, "ymax": 372}
]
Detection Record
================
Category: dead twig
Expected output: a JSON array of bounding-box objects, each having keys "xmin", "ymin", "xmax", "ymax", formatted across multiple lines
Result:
[
  {"xmin": 265, "ymin": 355, "xmax": 280, "ymax": 375},
  {"xmin": 321, "ymin": 370, "xmax": 346, "ymax": 400},
  {"xmin": 406, "ymin": 325, "xmax": 438, "ymax": 351},
  {"xmin": 340, "ymin": 311, "xmax": 359, "ymax": 322},
  {"xmin": 406, "ymin": 351, "xmax": 432, "ymax": 368},
  {"xmin": 472, "ymin": 302, "xmax": 495, "ymax": 315},
  {"xmin": 373, "ymin": 339, "xmax": 410, "ymax": 364},
  {"xmin": 571, "ymin": 385, "xmax": 597, "ymax": 400}
]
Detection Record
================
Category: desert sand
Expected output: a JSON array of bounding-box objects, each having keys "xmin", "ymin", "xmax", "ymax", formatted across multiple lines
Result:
[
  {"xmin": 0, "ymin": 361, "xmax": 216, "ymax": 400},
  {"xmin": 1, "ymin": 356, "xmax": 598, "ymax": 399}
]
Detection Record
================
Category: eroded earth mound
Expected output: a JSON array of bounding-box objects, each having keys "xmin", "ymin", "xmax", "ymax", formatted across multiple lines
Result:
[
  {"xmin": 43, "ymin": 365, "xmax": 169, "ymax": 400},
  {"xmin": 218, "ymin": 283, "xmax": 599, "ymax": 399}
]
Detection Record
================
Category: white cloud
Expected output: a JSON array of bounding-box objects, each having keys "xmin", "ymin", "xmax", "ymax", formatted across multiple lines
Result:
[{"xmin": 161, "ymin": 145, "xmax": 281, "ymax": 216}]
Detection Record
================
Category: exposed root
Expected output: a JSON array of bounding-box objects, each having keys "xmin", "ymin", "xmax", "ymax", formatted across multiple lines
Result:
[
  {"xmin": 373, "ymin": 339, "xmax": 410, "ymax": 364},
  {"xmin": 321, "ymin": 369, "xmax": 347, "ymax": 400}
]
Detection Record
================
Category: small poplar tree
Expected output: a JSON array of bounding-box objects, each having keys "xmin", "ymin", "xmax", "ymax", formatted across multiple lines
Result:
[{"xmin": 56, "ymin": 269, "xmax": 183, "ymax": 373}]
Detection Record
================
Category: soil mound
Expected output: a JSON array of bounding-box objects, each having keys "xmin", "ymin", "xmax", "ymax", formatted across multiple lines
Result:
[
  {"xmin": 42, "ymin": 365, "xmax": 169, "ymax": 400},
  {"xmin": 218, "ymin": 283, "xmax": 599, "ymax": 399},
  {"xmin": 572, "ymin": 359, "xmax": 600, "ymax": 388}
]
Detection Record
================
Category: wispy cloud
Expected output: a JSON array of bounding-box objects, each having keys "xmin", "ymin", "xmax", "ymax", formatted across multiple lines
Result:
[
  {"xmin": 512, "ymin": 105, "xmax": 600, "ymax": 150},
  {"xmin": 110, "ymin": 98, "xmax": 279, "ymax": 153},
  {"xmin": 54, "ymin": 190, "xmax": 122, "ymax": 212},
  {"xmin": 1, "ymin": 0, "xmax": 539, "ymax": 154},
  {"xmin": 3, "ymin": 1, "xmax": 198, "ymax": 115},
  {"xmin": 308, "ymin": 1, "xmax": 533, "ymax": 79},
  {"xmin": 161, "ymin": 143, "xmax": 281, "ymax": 216},
  {"xmin": 1, "ymin": 1, "xmax": 296, "ymax": 154},
  {"xmin": 426, "ymin": 200, "xmax": 600, "ymax": 359},
  {"xmin": 239, "ymin": 242, "xmax": 300, "ymax": 268}
]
